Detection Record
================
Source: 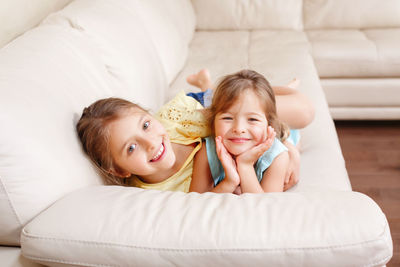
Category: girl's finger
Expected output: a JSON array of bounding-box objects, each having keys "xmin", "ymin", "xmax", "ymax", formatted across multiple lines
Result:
[
  {"xmin": 215, "ymin": 136, "xmax": 222, "ymax": 157},
  {"xmin": 268, "ymin": 126, "xmax": 276, "ymax": 140},
  {"xmin": 285, "ymin": 172, "xmax": 290, "ymax": 184},
  {"xmin": 216, "ymin": 136, "xmax": 229, "ymax": 160},
  {"xmin": 262, "ymin": 127, "xmax": 268, "ymax": 143},
  {"xmin": 254, "ymin": 141, "xmax": 271, "ymax": 157},
  {"xmin": 218, "ymin": 137, "xmax": 228, "ymax": 154}
]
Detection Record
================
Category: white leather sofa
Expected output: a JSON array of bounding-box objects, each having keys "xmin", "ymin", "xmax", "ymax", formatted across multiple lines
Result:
[
  {"xmin": 0, "ymin": 0, "xmax": 395, "ymax": 266},
  {"xmin": 303, "ymin": 1, "xmax": 400, "ymax": 120}
]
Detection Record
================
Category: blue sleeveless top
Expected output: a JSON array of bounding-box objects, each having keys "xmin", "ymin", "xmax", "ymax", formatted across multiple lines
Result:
[{"xmin": 205, "ymin": 129, "xmax": 300, "ymax": 186}]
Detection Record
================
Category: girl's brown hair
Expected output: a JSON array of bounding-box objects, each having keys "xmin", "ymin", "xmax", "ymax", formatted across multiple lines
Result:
[
  {"xmin": 209, "ymin": 69, "xmax": 290, "ymax": 141},
  {"xmin": 76, "ymin": 98, "xmax": 146, "ymax": 185}
]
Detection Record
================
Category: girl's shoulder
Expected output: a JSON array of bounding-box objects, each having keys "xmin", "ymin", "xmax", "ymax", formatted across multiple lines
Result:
[
  {"xmin": 254, "ymin": 138, "xmax": 288, "ymax": 179},
  {"xmin": 157, "ymin": 90, "xmax": 202, "ymax": 116},
  {"xmin": 156, "ymin": 91, "xmax": 210, "ymax": 143}
]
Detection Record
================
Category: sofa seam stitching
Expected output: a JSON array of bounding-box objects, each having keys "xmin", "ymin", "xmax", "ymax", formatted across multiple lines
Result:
[
  {"xmin": 22, "ymin": 254, "xmax": 117, "ymax": 267},
  {"xmin": 21, "ymin": 234, "xmax": 391, "ymax": 267},
  {"xmin": 21, "ymin": 252, "xmax": 392, "ymax": 267},
  {"xmin": 21, "ymin": 223, "xmax": 389, "ymax": 253}
]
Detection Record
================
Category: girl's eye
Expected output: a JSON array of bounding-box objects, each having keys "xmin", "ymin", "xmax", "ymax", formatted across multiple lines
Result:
[
  {"xmin": 222, "ymin": 117, "xmax": 233, "ymax": 120},
  {"xmin": 249, "ymin": 118, "xmax": 259, "ymax": 122},
  {"xmin": 128, "ymin": 144, "xmax": 136, "ymax": 153},
  {"xmin": 143, "ymin": 121, "xmax": 150, "ymax": 130}
]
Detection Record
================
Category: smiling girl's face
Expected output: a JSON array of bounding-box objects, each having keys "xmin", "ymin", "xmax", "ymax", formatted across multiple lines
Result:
[
  {"xmin": 108, "ymin": 108, "xmax": 176, "ymax": 183},
  {"xmin": 214, "ymin": 90, "xmax": 268, "ymax": 156}
]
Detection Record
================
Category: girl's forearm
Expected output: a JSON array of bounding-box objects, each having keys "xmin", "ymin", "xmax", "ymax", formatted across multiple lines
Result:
[
  {"xmin": 259, "ymin": 152, "xmax": 289, "ymax": 192},
  {"xmin": 237, "ymin": 165, "xmax": 264, "ymax": 193},
  {"xmin": 211, "ymin": 178, "xmax": 238, "ymax": 193}
]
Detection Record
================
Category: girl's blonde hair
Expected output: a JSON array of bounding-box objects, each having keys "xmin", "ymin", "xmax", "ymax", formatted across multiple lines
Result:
[
  {"xmin": 76, "ymin": 98, "xmax": 146, "ymax": 185},
  {"xmin": 209, "ymin": 69, "xmax": 290, "ymax": 141}
]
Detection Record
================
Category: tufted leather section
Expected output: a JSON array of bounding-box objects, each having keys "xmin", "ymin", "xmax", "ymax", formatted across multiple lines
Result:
[
  {"xmin": 307, "ymin": 29, "xmax": 400, "ymax": 77},
  {"xmin": 192, "ymin": 0, "xmax": 303, "ymax": 30},
  {"xmin": 303, "ymin": 0, "xmax": 400, "ymax": 30},
  {"xmin": 322, "ymin": 78, "xmax": 400, "ymax": 107},
  {"xmin": 0, "ymin": 0, "xmax": 72, "ymax": 48}
]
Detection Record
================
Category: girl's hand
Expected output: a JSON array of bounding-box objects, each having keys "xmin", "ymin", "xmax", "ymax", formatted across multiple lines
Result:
[
  {"xmin": 233, "ymin": 186, "xmax": 242, "ymax": 195},
  {"xmin": 283, "ymin": 141, "xmax": 300, "ymax": 191},
  {"xmin": 236, "ymin": 126, "xmax": 276, "ymax": 166},
  {"xmin": 215, "ymin": 136, "xmax": 240, "ymax": 187}
]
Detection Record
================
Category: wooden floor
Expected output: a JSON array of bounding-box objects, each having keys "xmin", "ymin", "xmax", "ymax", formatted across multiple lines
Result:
[{"xmin": 335, "ymin": 121, "xmax": 400, "ymax": 267}]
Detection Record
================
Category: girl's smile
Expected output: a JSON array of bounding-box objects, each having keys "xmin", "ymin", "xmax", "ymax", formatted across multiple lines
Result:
[
  {"xmin": 150, "ymin": 142, "xmax": 166, "ymax": 162},
  {"xmin": 227, "ymin": 137, "xmax": 251, "ymax": 143}
]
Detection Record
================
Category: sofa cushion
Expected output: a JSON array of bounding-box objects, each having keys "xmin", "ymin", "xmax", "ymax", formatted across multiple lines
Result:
[
  {"xmin": 307, "ymin": 29, "xmax": 400, "ymax": 77},
  {"xmin": 0, "ymin": 0, "xmax": 168, "ymax": 245},
  {"xmin": 320, "ymin": 78, "xmax": 400, "ymax": 120},
  {"xmin": 329, "ymin": 107, "xmax": 400, "ymax": 120},
  {"xmin": 132, "ymin": 0, "xmax": 195, "ymax": 84},
  {"xmin": 44, "ymin": 0, "xmax": 195, "ymax": 85},
  {"xmin": 304, "ymin": 0, "xmax": 400, "ymax": 30},
  {"xmin": 191, "ymin": 0, "xmax": 303, "ymax": 30},
  {"xmin": 168, "ymin": 31, "xmax": 251, "ymax": 98},
  {"xmin": 0, "ymin": 247, "xmax": 41, "ymax": 267},
  {"xmin": 42, "ymin": 0, "xmax": 169, "ymax": 104},
  {"xmin": 168, "ymin": 30, "xmax": 310, "ymax": 99},
  {"xmin": 0, "ymin": 26, "xmax": 103, "ymax": 245},
  {"xmin": 0, "ymin": 0, "xmax": 72, "ymax": 48},
  {"xmin": 321, "ymin": 78, "xmax": 400, "ymax": 107},
  {"xmin": 21, "ymin": 186, "xmax": 392, "ymax": 267}
]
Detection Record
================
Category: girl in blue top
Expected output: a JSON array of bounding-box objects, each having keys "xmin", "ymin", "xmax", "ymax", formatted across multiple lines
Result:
[{"xmin": 190, "ymin": 69, "xmax": 301, "ymax": 194}]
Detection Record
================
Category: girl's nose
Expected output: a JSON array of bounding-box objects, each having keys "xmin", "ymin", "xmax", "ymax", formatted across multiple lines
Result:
[
  {"xmin": 141, "ymin": 136, "xmax": 156, "ymax": 151},
  {"xmin": 146, "ymin": 140, "xmax": 157, "ymax": 151},
  {"xmin": 232, "ymin": 120, "xmax": 246, "ymax": 134}
]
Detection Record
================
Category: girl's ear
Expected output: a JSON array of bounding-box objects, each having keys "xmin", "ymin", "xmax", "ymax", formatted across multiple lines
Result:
[{"xmin": 108, "ymin": 168, "xmax": 131, "ymax": 178}]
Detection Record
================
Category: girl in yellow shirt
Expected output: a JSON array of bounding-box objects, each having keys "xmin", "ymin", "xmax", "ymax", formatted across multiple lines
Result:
[{"xmin": 76, "ymin": 69, "xmax": 313, "ymax": 193}]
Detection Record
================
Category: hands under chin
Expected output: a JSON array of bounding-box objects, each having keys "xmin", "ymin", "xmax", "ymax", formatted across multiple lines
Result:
[
  {"xmin": 214, "ymin": 126, "xmax": 277, "ymax": 194},
  {"xmin": 236, "ymin": 126, "xmax": 276, "ymax": 166}
]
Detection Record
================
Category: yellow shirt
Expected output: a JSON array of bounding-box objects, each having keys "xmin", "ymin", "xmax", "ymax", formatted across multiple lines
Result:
[{"xmin": 130, "ymin": 91, "xmax": 210, "ymax": 192}]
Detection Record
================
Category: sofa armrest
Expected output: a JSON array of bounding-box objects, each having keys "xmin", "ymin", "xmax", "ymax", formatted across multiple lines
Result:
[{"xmin": 21, "ymin": 186, "xmax": 392, "ymax": 266}]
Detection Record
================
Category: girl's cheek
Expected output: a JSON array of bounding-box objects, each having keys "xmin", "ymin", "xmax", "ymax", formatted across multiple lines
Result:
[{"xmin": 214, "ymin": 122, "xmax": 223, "ymax": 136}]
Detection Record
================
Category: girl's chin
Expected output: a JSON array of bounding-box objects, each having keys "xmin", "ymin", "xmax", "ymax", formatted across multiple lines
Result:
[{"xmin": 226, "ymin": 147, "xmax": 247, "ymax": 156}]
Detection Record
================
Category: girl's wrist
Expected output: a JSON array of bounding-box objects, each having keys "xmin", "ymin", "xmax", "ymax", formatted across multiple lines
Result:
[
  {"xmin": 226, "ymin": 173, "xmax": 240, "ymax": 186},
  {"xmin": 221, "ymin": 178, "xmax": 239, "ymax": 191},
  {"xmin": 236, "ymin": 160, "xmax": 254, "ymax": 171},
  {"xmin": 236, "ymin": 164, "xmax": 255, "ymax": 179}
]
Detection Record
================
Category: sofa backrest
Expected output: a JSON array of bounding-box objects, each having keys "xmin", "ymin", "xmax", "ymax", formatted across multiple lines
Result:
[
  {"xmin": 132, "ymin": 0, "xmax": 196, "ymax": 84},
  {"xmin": 191, "ymin": 0, "xmax": 303, "ymax": 30},
  {"xmin": 0, "ymin": 0, "xmax": 195, "ymax": 246},
  {"xmin": 0, "ymin": 0, "xmax": 73, "ymax": 48},
  {"xmin": 303, "ymin": 0, "xmax": 400, "ymax": 29}
]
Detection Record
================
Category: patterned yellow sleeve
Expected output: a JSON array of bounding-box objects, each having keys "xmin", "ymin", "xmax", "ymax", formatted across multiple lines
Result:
[{"xmin": 156, "ymin": 91, "xmax": 210, "ymax": 145}]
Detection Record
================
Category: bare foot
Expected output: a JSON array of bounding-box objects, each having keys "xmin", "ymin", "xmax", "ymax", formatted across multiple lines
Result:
[
  {"xmin": 287, "ymin": 78, "xmax": 300, "ymax": 89},
  {"xmin": 186, "ymin": 69, "xmax": 213, "ymax": 92}
]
